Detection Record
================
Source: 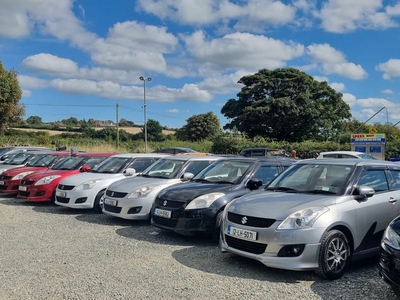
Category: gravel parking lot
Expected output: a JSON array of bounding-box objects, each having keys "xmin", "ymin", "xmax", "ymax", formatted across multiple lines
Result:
[{"xmin": 1, "ymin": 193, "xmax": 400, "ymax": 300}]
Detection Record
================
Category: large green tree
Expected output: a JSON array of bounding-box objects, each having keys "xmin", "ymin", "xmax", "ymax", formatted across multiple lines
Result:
[
  {"xmin": 176, "ymin": 112, "xmax": 221, "ymax": 142},
  {"xmin": 26, "ymin": 115, "xmax": 43, "ymax": 125},
  {"xmin": 221, "ymin": 68, "xmax": 351, "ymax": 142},
  {"xmin": 0, "ymin": 62, "xmax": 25, "ymax": 132}
]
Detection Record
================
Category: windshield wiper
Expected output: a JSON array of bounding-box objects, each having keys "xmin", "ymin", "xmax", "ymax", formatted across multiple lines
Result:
[
  {"xmin": 266, "ymin": 186, "xmax": 298, "ymax": 193},
  {"xmin": 302, "ymin": 189, "xmax": 337, "ymax": 195},
  {"xmin": 193, "ymin": 178, "xmax": 211, "ymax": 183},
  {"xmin": 213, "ymin": 180, "xmax": 235, "ymax": 185}
]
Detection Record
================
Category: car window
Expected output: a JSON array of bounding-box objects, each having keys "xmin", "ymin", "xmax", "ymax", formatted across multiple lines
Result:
[
  {"xmin": 127, "ymin": 158, "xmax": 159, "ymax": 172},
  {"xmin": 92, "ymin": 157, "xmax": 130, "ymax": 173},
  {"xmin": 184, "ymin": 161, "xmax": 213, "ymax": 176},
  {"xmin": 253, "ymin": 166, "xmax": 279, "ymax": 184},
  {"xmin": 359, "ymin": 154, "xmax": 378, "ymax": 160},
  {"xmin": 357, "ymin": 169, "xmax": 389, "ymax": 192}
]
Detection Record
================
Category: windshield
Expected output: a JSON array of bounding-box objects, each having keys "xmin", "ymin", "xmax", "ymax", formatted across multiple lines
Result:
[
  {"xmin": 51, "ymin": 156, "xmax": 88, "ymax": 170},
  {"xmin": 26, "ymin": 154, "xmax": 65, "ymax": 167},
  {"xmin": 358, "ymin": 154, "xmax": 378, "ymax": 160},
  {"xmin": 266, "ymin": 163, "xmax": 354, "ymax": 195},
  {"xmin": 92, "ymin": 157, "xmax": 133, "ymax": 174},
  {"xmin": 4, "ymin": 152, "xmax": 37, "ymax": 165},
  {"xmin": 140, "ymin": 158, "xmax": 187, "ymax": 179},
  {"xmin": 193, "ymin": 161, "xmax": 253, "ymax": 184}
]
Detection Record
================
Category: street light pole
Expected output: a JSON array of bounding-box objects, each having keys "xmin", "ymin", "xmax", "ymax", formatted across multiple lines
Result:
[{"xmin": 139, "ymin": 76, "xmax": 152, "ymax": 153}]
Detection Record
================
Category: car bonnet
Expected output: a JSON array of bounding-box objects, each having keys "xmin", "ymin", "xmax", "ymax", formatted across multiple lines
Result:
[
  {"xmin": 227, "ymin": 191, "xmax": 337, "ymax": 220},
  {"xmin": 107, "ymin": 176, "xmax": 180, "ymax": 193}
]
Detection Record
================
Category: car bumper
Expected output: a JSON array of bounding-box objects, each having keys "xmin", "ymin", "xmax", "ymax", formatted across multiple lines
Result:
[
  {"xmin": 102, "ymin": 195, "xmax": 153, "ymax": 220},
  {"xmin": 54, "ymin": 189, "xmax": 96, "ymax": 209},
  {"xmin": 219, "ymin": 220, "xmax": 324, "ymax": 271},
  {"xmin": 151, "ymin": 207, "xmax": 217, "ymax": 236},
  {"xmin": 379, "ymin": 242, "xmax": 400, "ymax": 290},
  {"xmin": 0, "ymin": 179, "xmax": 21, "ymax": 194},
  {"xmin": 17, "ymin": 184, "xmax": 55, "ymax": 202}
]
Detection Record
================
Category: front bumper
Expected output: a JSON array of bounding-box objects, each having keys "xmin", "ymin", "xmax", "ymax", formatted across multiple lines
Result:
[
  {"xmin": 219, "ymin": 219, "xmax": 324, "ymax": 271},
  {"xmin": 102, "ymin": 194, "xmax": 153, "ymax": 220},
  {"xmin": 17, "ymin": 184, "xmax": 55, "ymax": 202},
  {"xmin": 54, "ymin": 189, "xmax": 96, "ymax": 209},
  {"xmin": 0, "ymin": 179, "xmax": 21, "ymax": 194},
  {"xmin": 379, "ymin": 242, "xmax": 400, "ymax": 290},
  {"xmin": 151, "ymin": 206, "xmax": 217, "ymax": 236}
]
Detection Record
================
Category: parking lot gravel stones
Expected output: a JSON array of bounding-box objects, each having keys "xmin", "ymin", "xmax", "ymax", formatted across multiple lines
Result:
[{"xmin": 1, "ymin": 193, "xmax": 400, "ymax": 300}]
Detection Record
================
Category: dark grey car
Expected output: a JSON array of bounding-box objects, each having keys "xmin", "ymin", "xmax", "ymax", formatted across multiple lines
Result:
[{"xmin": 220, "ymin": 159, "xmax": 400, "ymax": 280}]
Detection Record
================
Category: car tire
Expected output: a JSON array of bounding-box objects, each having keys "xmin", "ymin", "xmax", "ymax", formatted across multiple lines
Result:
[
  {"xmin": 315, "ymin": 230, "xmax": 351, "ymax": 280},
  {"xmin": 94, "ymin": 190, "xmax": 105, "ymax": 213}
]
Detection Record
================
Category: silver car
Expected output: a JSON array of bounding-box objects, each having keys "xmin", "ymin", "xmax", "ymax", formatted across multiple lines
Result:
[{"xmin": 220, "ymin": 159, "xmax": 400, "ymax": 280}]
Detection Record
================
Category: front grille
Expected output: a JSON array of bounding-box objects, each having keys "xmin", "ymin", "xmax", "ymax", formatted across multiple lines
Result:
[
  {"xmin": 57, "ymin": 184, "xmax": 74, "ymax": 191},
  {"xmin": 104, "ymin": 204, "xmax": 122, "ymax": 213},
  {"xmin": 228, "ymin": 212, "xmax": 275, "ymax": 228},
  {"xmin": 0, "ymin": 185, "xmax": 6, "ymax": 190},
  {"xmin": 225, "ymin": 235, "xmax": 267, "ymax": 254},
  {"xmin": 19, "ymin": 191, "xmax": 30, "ymax": 197},
  {"xmin": 56, "ymin": 197, "xmax": 70, "ymax": 203},
  {"xmin": 21, "ymin": 180, "xmax": 35, "ymax": 185},
  {"xmin": 152, "ymin": 215, "xmax": 178, "ymax": 228},
  {"xmin": 0, "ymin": 175, "xmax": 11, "ymax": 180},
  {"xmin": 154, "ymin": 197, "xmax": 184, "ymax": 208},
  {"xmin": 105, "ymin": 190, "xmax": 128, "ymax": 198}
]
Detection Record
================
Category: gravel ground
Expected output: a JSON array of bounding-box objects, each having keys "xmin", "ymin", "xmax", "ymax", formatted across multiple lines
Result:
[{"xmin": 1, "ymin": 193, "xmax": 400, "ymax": 300}]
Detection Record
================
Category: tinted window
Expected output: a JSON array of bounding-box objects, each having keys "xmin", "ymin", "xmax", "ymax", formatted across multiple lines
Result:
[
  {"xmin": 389, "ymin": 169, "xmax": 400, "ymax": 190},
  {"xmin": 253, "ymin": 166, "xmax": 279, "ymax": 184}
]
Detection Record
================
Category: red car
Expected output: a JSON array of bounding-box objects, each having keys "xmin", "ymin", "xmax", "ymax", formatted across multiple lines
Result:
[
  {"xmin": 0, "ymin": 151, "xmax": 71, "ymax": 194},
  {"xmin": 17, "ymin": 152, "xmax": 114, "ymax": 202}
]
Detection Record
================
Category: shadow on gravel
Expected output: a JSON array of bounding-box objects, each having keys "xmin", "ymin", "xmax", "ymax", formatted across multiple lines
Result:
[
  {"xmin": 116, "ymin": 226, "xmax": 216, "ymax": 246},
  {"xmin": 171, "ymin": 246, "xmax": 316, "ymax": 283},
  {"xmin": 75, "ymin": 213, "xmax": 145, "ymax": 227}
]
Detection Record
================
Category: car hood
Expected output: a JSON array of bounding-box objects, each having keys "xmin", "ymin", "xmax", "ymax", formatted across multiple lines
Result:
[
  {"xmin": 228, "ymin": 191, "xmax": 337, "ymax": 221},
  {"xmin": 158, "ymin": 182, "xmax": 239, "ymax": 202},
  {"xmin": 23, "ymin": 169, "xmax": 80, "ymax": 181},
  {"xmin": 108, "ymin": 176, "xmax": 181, "ymax": 192},
  {"xmin": 0, "ymin": 164, "xmax": 25, "ymax": 172},
  {"xmin": 59, "ymin": 172, "xmax": 128, "ymax": 185},
  {"xmin": 2, "ymin": 166, "xmax": 48, "ymax": 176}
]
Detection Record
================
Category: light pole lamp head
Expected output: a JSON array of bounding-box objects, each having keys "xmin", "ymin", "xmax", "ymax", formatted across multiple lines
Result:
[
  {"xmin": 147, "ymin": 77, "xmax": 152, "ymax": 81},
  {"xmin": 139, "ymin": 76, "xmax": 145, "ymax": 81}
]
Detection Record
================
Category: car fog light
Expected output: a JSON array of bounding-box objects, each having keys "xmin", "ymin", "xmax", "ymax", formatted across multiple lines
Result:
[{"xmin": 277, "ymin": 244, "xmax": 305, "ymax": 257}]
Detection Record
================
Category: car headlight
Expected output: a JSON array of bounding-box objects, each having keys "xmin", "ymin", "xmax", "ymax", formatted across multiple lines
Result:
[
  {"xmin": 185, "ymin": 193, "xmax": 225, "ymax": 210},
  {"xmin": 12, "ymin": 171, "xmax": 35, "ymax": 180},
  {"xmin": 35, "ymin": 175, "xmax": 61, "ymax": 185},
  {"xmin": 382, "ymin": 225, "xmax": 400, "ymax": 250},
  {"xmin": 277, "ymin": 207, "xmax": 329, "ymax": 230},
  {"xmin": 74, "ymin": 179, "xmax": 104, "ymax": 191},
  {"xmin": 128, "ymin": 185, "xmax": 160, "ymax": 198}
]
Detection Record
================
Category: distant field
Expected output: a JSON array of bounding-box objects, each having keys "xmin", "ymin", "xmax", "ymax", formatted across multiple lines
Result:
[{"xmin": 13, "ymin": 127, "xmax": 175, "ymax": 136}]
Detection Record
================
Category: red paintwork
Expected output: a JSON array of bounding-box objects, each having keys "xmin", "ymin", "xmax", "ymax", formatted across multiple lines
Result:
[
  {"xmin": 17, "ymin": 152, "xmax": 115, "ymax": 202},
  {"xmin": 0, "ymin": 152, "xmax": 70, "ymax": 194}
]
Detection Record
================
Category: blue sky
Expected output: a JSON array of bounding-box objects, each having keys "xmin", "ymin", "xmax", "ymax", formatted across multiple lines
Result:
[{"xmin": 2, "ymin": 0, "xmax": 400, "ymax": 129}]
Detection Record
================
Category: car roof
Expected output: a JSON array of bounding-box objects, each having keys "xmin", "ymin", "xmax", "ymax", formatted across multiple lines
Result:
[
  {"xmin": 72, "ymin": 152, "xmax": 116, "ymax": 157},
  {"xmin": 158, "ymin": 155, "xmax": 223, "ymax": 161},
  {"xmin": 108, "ymin": 153, "xmax": 168, "ymax": 158},
  {"xmin": 319, "ymin": 151, "xmax": 365, "ymax": 155},
  {"xmin": 297, "ymin": 158, "xmax": 398, "ymax": 167}
]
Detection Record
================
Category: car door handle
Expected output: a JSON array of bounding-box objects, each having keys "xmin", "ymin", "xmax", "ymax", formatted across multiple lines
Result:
[{"xmin": 389, "ymin": 197, "xmax": 397, "ymax": 203}]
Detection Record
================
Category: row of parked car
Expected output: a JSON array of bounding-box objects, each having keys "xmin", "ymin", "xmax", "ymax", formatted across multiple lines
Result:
[{"xmin": 1, "ymin": 147, "xmax": 400, "ymax": 288}]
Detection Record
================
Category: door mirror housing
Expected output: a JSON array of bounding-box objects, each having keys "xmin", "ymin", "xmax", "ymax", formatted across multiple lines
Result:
[{"xmin": 246, "ymin": 178, "xmax": 263, "ymax": 190}]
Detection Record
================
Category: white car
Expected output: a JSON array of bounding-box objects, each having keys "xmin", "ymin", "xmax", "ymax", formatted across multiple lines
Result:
[
  {"xmin": 54, "ymin": 153, "xmax": 167, "ymax": 212},
  {"xmin": 316, "ymin": 151, "xmax": 378, "ymax": 160},
  {"xmin": 102, "ymin": 155, "xmax": 223, "ymax": 220}
]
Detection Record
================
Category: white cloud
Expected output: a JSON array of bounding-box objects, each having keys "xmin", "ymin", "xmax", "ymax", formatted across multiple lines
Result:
[
  {"xmin": 376, "ymin": 59, "xmax": 400, "ymax": 79},
  {"xmin": 329, "ymin": 82, "xmax": 345, "ymax": 92},
  {"xmin": 21, "ymin": 53, "xmax": 79, "ymax": 74},
  {"xmin": 183, "ymin": 31, "xmax": 304, "ymax": 70},
  {"xmin": 198, "ymin": 70, "xmax": 249, "ymax": 94},
  {"xmin": 166, "ymin": 109, "xmax": 180, "ymax": 113},
  {"xmin": 382, "ymin": 89, "xmax": 393, "ymax": 94},
  {"xmin": 306, "ymin": 43, "xmax": 367, "ymax": 79},
  {"xmin": 316, "ymin": 0, "xmax": 396, "ymax": 33},
  {"xmin": 137, "ymin": 0, "xmax": 296, "ymax": 28},
  {"xmin": 342, "ymin": 93, "xmax": 357, "ymax": 107}
]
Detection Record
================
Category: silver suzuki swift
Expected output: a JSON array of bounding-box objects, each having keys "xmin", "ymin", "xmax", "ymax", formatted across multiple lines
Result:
[{"xmin": 219, "ymin": 159, "xmax": 400, "ymax": 280}]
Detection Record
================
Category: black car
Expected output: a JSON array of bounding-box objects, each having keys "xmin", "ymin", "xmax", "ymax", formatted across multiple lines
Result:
[
  {"xmin": 151, "ymin": 157, "xmax": 297, "ymax": 241},
  {"xmin": 379, "ymin": 216, "xmax": 400, "ymax": 290}
]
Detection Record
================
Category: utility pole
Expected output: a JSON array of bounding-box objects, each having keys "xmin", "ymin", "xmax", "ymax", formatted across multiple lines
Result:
[{"xmin": 116, "ymin": 103, "xmax": 119, "ymax": 150}]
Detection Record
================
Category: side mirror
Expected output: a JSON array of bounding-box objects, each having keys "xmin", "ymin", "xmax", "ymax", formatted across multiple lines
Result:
[
  {"xmin": 246, "ymin": 178, "xmax": 263, "ymax": 190},
  {"xmin": 124, "ymin": 168, "xmax": 136, "ymax": 176},
  {"xmin": 80, "ymin": 165, "xmax": 92, "ymax": 172},
  {"xmin": 182, "ymin": 172, "xmax": 194, "ymax": 180},
  {"xmin": 353, "ymin": 185, "xmax": 375, "ymax": 200}
]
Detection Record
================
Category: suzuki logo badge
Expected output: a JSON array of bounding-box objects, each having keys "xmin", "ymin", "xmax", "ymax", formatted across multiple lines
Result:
[
  {"xmin": 111, "ymin": 192, "xmax": 114, "ymax": 197},
  {"xmin": 163, "ymin": 200, "xmax": 167, "ymax": 206},
  {"xmin": 241, "ymin": 216, "xmax": 248, "ymax": 224}
]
